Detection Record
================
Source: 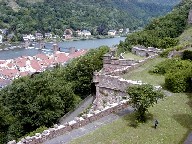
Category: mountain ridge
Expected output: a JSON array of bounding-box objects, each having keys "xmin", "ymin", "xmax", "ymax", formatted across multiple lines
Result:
[{"xmin": 0, "ymin": 0, "xmax": 180, "ymax": 40}]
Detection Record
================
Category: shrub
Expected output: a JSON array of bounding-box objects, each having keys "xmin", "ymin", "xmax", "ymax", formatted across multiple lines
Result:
[
  {"xmin": 149, "ymin": 58, "xmax": 192, "ymax": 75},
  {"xmin": 165, "ymin": 71, "xmax": 188, "ymax": 93}
]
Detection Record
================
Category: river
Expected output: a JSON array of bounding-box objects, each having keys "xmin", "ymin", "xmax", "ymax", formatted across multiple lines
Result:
[{"xmin": 0, "ymin": 37, "xmax": 126, "ymax": 60}]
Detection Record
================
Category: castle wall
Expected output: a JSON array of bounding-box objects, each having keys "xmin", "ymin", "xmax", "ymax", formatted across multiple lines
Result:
[
  {"xmin": 8, "ymin": 46, "xmax": 161, "ymax": 144},
  {"xmin": 93, "ymin": 53, "xmax": 159, "ymax": 110},
  {"xmin": 9, "ymin": 102, "xmax": 129, "ymax": 144}
]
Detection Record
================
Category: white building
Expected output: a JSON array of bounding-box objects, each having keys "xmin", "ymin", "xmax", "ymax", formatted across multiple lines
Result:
[
  {"xmin": 108, "ymin": 30, "xmax": 116, "ymax": 36},
  {"xmin": 125, "ymin": 28, "xmax": 130, "ymax": 34},
  {"xmin": 0, "ymin": 35, "xmax": 3, "ymax": 44},
  {"xmin": 82, "ymin": 30, "xmax": 91, "ymax": 36},
  {"xmin": 119, "ymin": 29, "xmax": 124, "ymax": 33},
  {"xmin": 45, "ymin": 33, "xmax": 52, "ymax": 39},
  {"xmin": 23, "ymin": 34, "xmax": 36, "ymax": 41},
  {"xmin": 76, "ymin": 30, "xmax": 91, "ymax": 37}
]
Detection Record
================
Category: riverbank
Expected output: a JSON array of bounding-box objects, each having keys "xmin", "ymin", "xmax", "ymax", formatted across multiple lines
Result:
[
  {"xmin": 0, "ymin": 35, "xmax": 126, "ymax": 50},
  {"xmin": 0, "ymin": 37, "xmax": 126, "ymax": 60}
]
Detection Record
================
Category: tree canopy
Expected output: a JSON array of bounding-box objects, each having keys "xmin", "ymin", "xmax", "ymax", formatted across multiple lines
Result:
[
  {"xmin": 127, "ymin": 84, "xmax": 164, "ymax": 122},
  {"xmin": 118, "ymin": 0, "xmax": 192, "ymax": 50}
]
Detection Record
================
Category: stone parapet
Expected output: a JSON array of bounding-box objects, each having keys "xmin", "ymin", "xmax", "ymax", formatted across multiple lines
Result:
[{"xmin": 11, "ymin": 101, "xmax": 129, "ymax": 144}]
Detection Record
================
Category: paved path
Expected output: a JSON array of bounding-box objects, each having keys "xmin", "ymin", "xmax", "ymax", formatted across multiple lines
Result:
[
  {"xmin": 184, "ymin": 132, "xmax": 192, "ymax": 144},
  {"xmin": 59, "ymin": 95, "xmax": 94, "ymax": 124},
  {"xmin": 44, "ymin": 107, "xmax": 134, "ymax": 144}
]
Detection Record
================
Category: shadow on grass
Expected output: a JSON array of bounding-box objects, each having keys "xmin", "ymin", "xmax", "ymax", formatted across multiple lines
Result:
[
  {"xmin": 186, "ymin": 93, "xmax": 192, "ymax": 109},
  {"xmin": 173, "ymin": 93, "xmax": 192, "ymax": 144},
  {"xmin": 173, "ymin": 114, "xmax": 192, "ymax": 144},
  {"xmin": 123, "ymin": 112, "xmax": 154, "ymax": 128}
]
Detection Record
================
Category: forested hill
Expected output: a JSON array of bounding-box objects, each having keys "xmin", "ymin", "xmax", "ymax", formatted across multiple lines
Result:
[
  {"xmin": 137, "ymin": 0, "xmax": 180, "ymax": 6},
  {"xmin": 118, "ymin": 0, "xmax": 192, "ymax": 52},
  {"xmin": 0, "ymin": 0, "xmax": 180, "ymax": 40}
]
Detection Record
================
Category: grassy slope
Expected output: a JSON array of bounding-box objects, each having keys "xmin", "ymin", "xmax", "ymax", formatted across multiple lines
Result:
[
  {"xmin": 70, "ymin": 57, "xmax": 192, "ymax": 144},
  {"xmin": 122, "ymin": 52, "xmax": 144, "ymax": 60},
  {"xmin": 70, "ymin": 93, "xmax": 192, "ymax": 144},
  {"xmin": 122, "ymin": 57, "xmax": 165, "ymax": 86},
  {"xmin": 179, "ymin": 26, "xmax": 192, "ymax": 44}
]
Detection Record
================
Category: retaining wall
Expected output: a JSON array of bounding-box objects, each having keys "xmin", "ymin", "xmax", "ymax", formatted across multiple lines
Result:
[{"xmin": 9, "ymin": 101, "xmax": 129, "ymax": 144}]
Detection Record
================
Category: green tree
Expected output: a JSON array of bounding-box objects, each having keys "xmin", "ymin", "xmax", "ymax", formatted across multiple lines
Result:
[
  {"xmin": 127, "ymin": 84, "xmax": 164, "ymax": 122},
  {"xmin": 64, "ymin": 46, "xmax": 110, "ymax": 98}
]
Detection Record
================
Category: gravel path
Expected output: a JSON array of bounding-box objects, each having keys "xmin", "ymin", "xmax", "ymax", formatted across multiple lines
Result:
[{"xmin": 43, "ymin": 107, "xmax": 134, "ymax": 144}]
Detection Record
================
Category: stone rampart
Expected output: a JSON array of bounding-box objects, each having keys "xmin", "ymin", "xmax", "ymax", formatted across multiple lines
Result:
[
  {"xmin": 93, "ymin": 47, "xmax": 160, "ymax": 110},
  {"xmin": 10, "ymin": 101, "xmax": 129, "ymax": 144},
  {"xmin": 132, "ymin": 46, "xmax": 161, "ymax": 57}
]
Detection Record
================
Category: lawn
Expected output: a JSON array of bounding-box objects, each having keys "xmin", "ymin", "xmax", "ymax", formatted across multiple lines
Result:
[
  {"xmin": 70, "ymin": 56, "xmax": 192, "ymax": 144},
  {"xmin": 70, "ymin": 93, "xmax": 192, "ymax": 144},
  {"xmin": 179, "ymin": 26, "xmax": 192, "ymax": 44},
  {"xmin": 122, "ymin": 57, "xmax": 166, "ymax": 86},
  {"xmin": 122, "ymin": 52, "xmax": 144, "ymax": 60}
]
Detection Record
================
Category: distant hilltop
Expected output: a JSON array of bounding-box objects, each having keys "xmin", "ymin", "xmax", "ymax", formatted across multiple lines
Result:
[{"xmin": 0, "ymin": 0, "xmax": 180, "ymax": 42}]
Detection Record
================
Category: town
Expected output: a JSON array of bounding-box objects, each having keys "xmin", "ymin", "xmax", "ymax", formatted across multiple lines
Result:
[
  {"xmin": 0, "ymin": 46, "xmax": 87, "ymax": 88},
  {"xmin": 0, "ymin": 28, "xmax": 129, "ymax": 88},
  {"xmin": 0, "ymin": 28, "xmax": 130, "ymax": 45}
]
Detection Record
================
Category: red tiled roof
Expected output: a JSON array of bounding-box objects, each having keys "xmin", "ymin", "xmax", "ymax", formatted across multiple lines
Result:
[
  {"xmin": 30, "ymin": 59, "xmax": 41, "ymax": 71},
  {"xmin": 35, "ymin": 53, "xmax": 49, "ymax": 60},
  {"xmin": 68, "ymin": 50, "xmax": 87, "ymax": 59},
  {"xmin": 19, "ymin": 71, "xmax": 29, "ymax": 77},
  {"xmin": 7, "ymin": 62, "xmax": 15, "ymax": 68},
  {"xmin": 54, "ymin": 53, "xmax": 69, "ymax": 63},
  {"xmin": 0, "ymin": 69, "xmax": 19, "ymax": 79},
  {"xmin": 42, "ymin": 58, "xmax": 56, "ymax": 66},
  {"xmin": 14, "ymin": 57, "xmax": 28, "ymax": 67}
]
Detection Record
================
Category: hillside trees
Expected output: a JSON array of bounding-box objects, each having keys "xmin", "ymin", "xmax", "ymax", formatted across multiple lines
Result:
[
  {"xmin": 119, "ymin": 0, "xmax": 192, "ymax": 50},
  {"xmin": 0, "ymin": 74, "xmax": 78, "ymax": 141},
  {"xmin": 0, "ymin": 0, "xmax": 176, "ymax": 40}
]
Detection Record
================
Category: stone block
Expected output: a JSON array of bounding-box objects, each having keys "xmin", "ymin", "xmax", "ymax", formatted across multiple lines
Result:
[
  {"xmin": 88, "ymin": 115, "xmax": 97, "ymax": 122},
  {"xmin": 7, "ymin": 140, "xmax": 16, "ymax": 144},
  {"xmin": 79, "ymin": 118, "xmax": 90, "ymax": 127},
  {"xmin": 71, "ymin": 122, "xmax": 80, "ymax": 129}
]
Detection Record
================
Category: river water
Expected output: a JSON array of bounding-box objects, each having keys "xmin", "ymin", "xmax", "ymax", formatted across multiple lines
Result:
[{"xmin": 0, "ymin": 37, "xmax": 126, "ymax": 60}]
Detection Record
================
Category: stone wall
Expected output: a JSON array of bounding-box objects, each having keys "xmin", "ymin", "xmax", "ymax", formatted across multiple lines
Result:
[
  {"xmin": 93, "ymin": 47, "xmax": 160, "ymax": 110},
  {"xmin": 102, "ymin": 54, "xmax": 139, "ymax": 74},
  {"xmin": 9, "ymin": 101, "xmax": 129, "ymax": 144},
  {"xmin": 132, "ymin": 46, "xmax": 161, "ymax": 57}
]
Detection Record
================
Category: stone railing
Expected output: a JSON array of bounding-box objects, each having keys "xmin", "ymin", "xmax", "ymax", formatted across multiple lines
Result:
[{"xmin": 8, "ymin": 101, "xmax": 129, "ymax": 144}]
